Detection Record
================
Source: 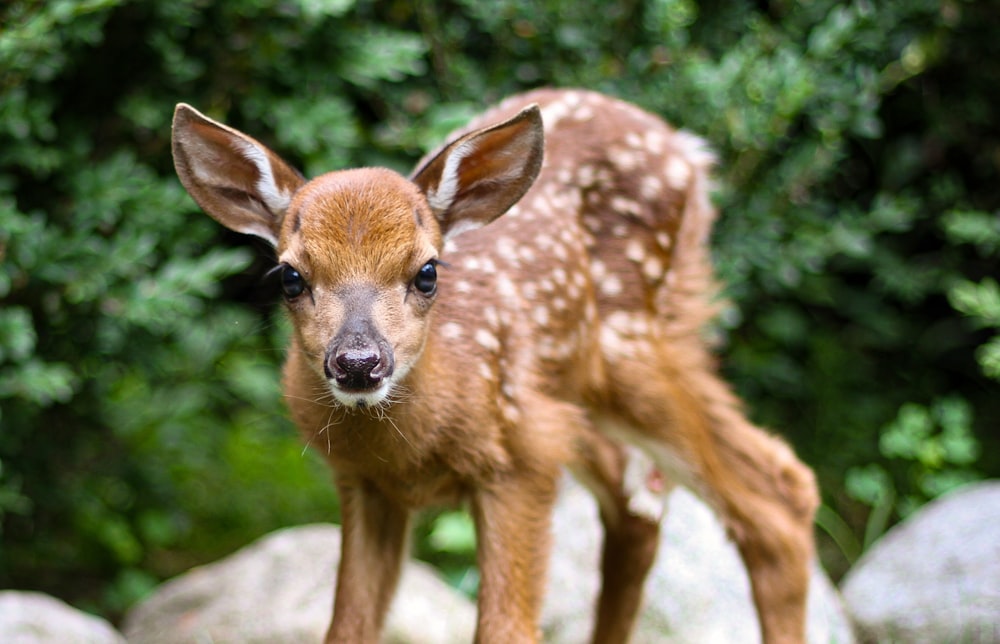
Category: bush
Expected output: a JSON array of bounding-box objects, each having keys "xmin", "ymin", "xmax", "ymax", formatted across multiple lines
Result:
[{"xmin": 2, "ymin": 0, "xmax": 997, "ymax": 615}]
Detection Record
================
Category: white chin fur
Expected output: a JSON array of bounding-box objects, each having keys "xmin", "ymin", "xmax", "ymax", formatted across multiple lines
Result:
[{"xmin": 329, "ymin": 380, "xmax": 392, "ymax": 409}]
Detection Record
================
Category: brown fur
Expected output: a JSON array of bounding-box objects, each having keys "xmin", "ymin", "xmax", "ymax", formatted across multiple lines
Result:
[{"xmin": 172, "ymin": 88, "xmax": 818, "ymax": 643}]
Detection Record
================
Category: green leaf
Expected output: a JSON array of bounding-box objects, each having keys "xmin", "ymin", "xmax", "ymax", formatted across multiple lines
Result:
[
  {"xmin": 428, "ymin": 511, "xmax": 477, "ymax": 555},
  {"xmin": 0, "ymin": 359, "xmax": 77, "ymax": 405},
  {"xmin": 0, "ymin": 307, "xmax": 35, "ymax": 363},
  {"xmin": 942, "ymin": 210, "xmax": 1000, "ymax": 255},
  {"xmin": 976, "ymin": 336, "xmax": 1000, "ymax": 381},
  {"xmin": 845, "ymin": 464, "xmax": 892, "ymax": 507},
  {"xmin": 948, "ymin": 278, "xmax": 1000, "ymax": 328},
  {"xmin": 338, "ymin": 26, "xmax": 428, "ymax": 89},
  {"xmin": 292, "ymin": 0, "xmax": 355, "ymax": 20}
]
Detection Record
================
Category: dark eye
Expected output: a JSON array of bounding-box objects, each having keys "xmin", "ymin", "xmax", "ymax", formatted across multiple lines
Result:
[
  {"xmin": 280, "ymin": 264, "xmax": 306, "ymax": 298},
  {"xmin": 413, "ymin": 261, "xmax": 438, "ymax": 295}
]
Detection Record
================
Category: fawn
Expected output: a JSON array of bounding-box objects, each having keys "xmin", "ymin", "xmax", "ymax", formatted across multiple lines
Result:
[{"xmin": 171, "ymin": 88, "xmax": 818, "ymax": 643}]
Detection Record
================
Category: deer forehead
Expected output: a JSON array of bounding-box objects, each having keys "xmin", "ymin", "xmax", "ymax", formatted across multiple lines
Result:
[{"xmin": 279, "ymin": 168, "xmax": 440, "ymax": 284}]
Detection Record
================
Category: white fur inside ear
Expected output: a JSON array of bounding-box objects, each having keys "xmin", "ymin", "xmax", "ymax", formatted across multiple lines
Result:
[
  {"xmin": 442, "ymin": 218, "xmax": 484, "ymax": 243},
  {"xmin": 425, "ymin": 137, "xmax": 478, "ymax": 215},
  {"xmin": 238, "ymin": 140, "xmax": 293, "ymax": 215}
]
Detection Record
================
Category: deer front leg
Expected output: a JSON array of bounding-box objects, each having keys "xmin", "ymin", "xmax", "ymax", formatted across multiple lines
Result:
[
  {"xmin": 471, "ymin": 469, "xmax": 560, "ymax": 644},
  {"xmin": 326, "ymin": 476, "xmax": 411, "ymax": 644}
]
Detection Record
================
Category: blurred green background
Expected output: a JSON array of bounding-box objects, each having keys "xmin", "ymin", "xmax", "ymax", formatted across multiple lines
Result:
[{"xmin": 1, "ymin": 0, "xmax": 998, "ymax": 622}]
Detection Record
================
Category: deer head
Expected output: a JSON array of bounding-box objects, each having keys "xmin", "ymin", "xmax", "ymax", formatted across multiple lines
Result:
[{"xmin": 171, "ymin": 103, "xmax": 543, "ymax": 408}]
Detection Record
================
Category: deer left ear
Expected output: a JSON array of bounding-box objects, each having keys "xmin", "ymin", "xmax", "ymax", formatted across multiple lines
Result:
[
  {"xmin": 172, "ymin": 104, "xmax": 305, "ymax": 247},
  {"xmin": 411, "ymin": 105, "xmax": 544, "ymax": 242}
]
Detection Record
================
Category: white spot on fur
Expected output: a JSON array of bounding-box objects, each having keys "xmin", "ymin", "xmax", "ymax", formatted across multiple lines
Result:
[
  {"xmin": 533, "ymin": 305, "xmax": 550, "ymax": 327},
  {"xmin": 500, "ymin": 399, "xmax": 521, "ymax": 423},
  {"xmin": 600, "ymin": 274, "xmax": 623, "ymax": 297},
  {"xmin": 655, "ymin": 231, "xmax": 672, "ymax": 250},
  {"xmin": 573, "ymin": 105, "xmax": 594, "ymax": 122},
  {"xmin": 541, "ymin": 100, "xmax": 572, "ymax": 130},
  {"xmin": 496, "ymin": 236, "xmax": 517, "ymax": 257},
  {"xmin": 441, "ymin": 322, "xmax": 463, "ymax": 340},
  {"xmin": 646, "ymin": 131, "xmax": 666, "ymax": 155},
  {"xmin": 625, "ymin": 239, "xmax": 646, "ymax": 263},
  {"xmin": 611, "ymin": 196, "xmax": 642, "ymax": 217},
  {"xmin": 497, "ymin": 274, "xmax": 518, "ymax": 300},
  {"xmin": 609, "ymin": 147, "xmax": 639, "ymax": 172},
  {"xmin": 665, "ymin": 156, "xmax": 691, "ymax": 189},
  {"xmin": 475, "ymin": 328, "xmax": 500, "ymax": 352},
  {"xmin": 643, "ymin": 255, "xmax": 663, "ymax": 281},
  {"xmin": 641, "ymin": 175, "xmax": 663, "ymax": 200},
  {"xmin": 484, "ymin": 305, "xmax": 500, "ymax": 329}
]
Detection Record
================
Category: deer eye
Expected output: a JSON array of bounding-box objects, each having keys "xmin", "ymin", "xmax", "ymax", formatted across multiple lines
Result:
[
  {"xmin": 413, "ymin": 261, "xmax": 438, "ymax": 296},
  {"xmin": 279, "ymin": 264, "xmax": 307, "ymax": 298}
]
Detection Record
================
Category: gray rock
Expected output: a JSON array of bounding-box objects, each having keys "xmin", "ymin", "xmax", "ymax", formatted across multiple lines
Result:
[
  {"xmin": 841, "ymin": 480, "xmax": 1000, "ymax": 643},
  {"xmin": 122, "ymin": 524, "xmax": 475, "ymax": 644},
  {"xmin": 542, "ymin": 476, "xmax": 854, "ymax": 643},
  {"xmin": 0, "ymin": 590, "xmax": 124, "ymax": 644}
]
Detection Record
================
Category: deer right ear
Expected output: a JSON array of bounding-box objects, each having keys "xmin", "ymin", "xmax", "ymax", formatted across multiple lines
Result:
[
  {"xmin": 411, "ymin": 105, "xmax": 544, "ymax": 242},
  {"xmin": 171, "ymin": 104, "xmax": 305, "ymax": 247}
]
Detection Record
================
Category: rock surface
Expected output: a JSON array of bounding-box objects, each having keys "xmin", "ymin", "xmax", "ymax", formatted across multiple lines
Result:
[
  {"xmin": 122, "ymin": 524, "xmax": 475, "ymax": 644},
  {"xmin": 0, "ymin": 591, "xmax": 124, "ymax": 644},
  {"xmin": 543, "ymin": 477, "xmax": 855, "ymax": 643},
  {"xmin": 841, "ymin": 480, "xmax": 1000, "ymax": 643}
]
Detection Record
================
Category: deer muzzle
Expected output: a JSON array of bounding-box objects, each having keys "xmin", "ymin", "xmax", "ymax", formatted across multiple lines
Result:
[{"xmin": 325, "ymin": 315, "xmax": 395, "ymax": 393}]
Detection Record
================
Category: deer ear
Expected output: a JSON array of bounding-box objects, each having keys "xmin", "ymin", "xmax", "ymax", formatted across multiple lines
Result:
[
  {"xmin": 171, "ymin": 104, "xmax": 305, "ymax": 247},
  {"xmin": 411, "ymin": 104, "xmax": 544, "ymax": 242}
]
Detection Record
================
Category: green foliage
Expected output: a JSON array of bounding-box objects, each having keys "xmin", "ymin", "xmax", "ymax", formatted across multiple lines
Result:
[
  {"xmin": 418, "ymin": 509, "xmax": 480, "ymax": 597},
  {"xmin": 2, "ymin": 0, "xmax": 998, "ymax": 615}
]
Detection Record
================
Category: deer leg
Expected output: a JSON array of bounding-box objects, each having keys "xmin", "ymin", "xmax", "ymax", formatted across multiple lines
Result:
[
  {"xmin": 326, "ymin": 475, "xmax": 411, "ymax": 644},
  {"xmin": 470, "ymin": 468, "xmax": 561, "ymax": 644},
  {"xmin": 601, "ymin": 334, "xmax": 818, "ymax": 644},
  {"xmin": 572, "ymin": 431, "xmax": 663, "ymax": 644}
]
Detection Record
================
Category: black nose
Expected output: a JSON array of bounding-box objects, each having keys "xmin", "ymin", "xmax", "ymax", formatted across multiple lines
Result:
[
  {"xmin": 325, "ymin": 344, "xmax": 393, "ymax": 391},
  {"xmin": 336, "ymin": 349, "xmax": 380, "ymax": 382}
]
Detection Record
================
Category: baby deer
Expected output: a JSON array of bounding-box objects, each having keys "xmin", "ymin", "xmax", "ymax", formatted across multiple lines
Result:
[{"xmin": 172, "ymin": 88, "xmax": 818, "ymax": 643}]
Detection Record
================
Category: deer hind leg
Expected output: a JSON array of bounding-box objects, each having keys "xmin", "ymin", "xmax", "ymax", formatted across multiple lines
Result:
[
  {"xmin": 598, "ymin": 320, "xmax": 819, "ymax": 644},
  {"xmin": 570, "ymin": 428, "xmax": 663, "ymax": 644}
]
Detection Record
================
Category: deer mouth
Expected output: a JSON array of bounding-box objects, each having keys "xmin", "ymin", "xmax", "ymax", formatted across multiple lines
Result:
[{"xmin": 327, "ymin": 377, "xmax": 393, "ymax": 409}]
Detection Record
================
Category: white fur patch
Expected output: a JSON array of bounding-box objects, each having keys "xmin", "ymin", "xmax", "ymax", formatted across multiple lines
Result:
[
  {"xmin": 427, "ymin": 138, "xmax": 478, "ymax": 215},
  {"xmin": 238, "ymin": 141, "xmax": 292, "ymax": 215},
  {"xmin": 622, "ymin": 445, "xmax": 667, "ymax": 522}
]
